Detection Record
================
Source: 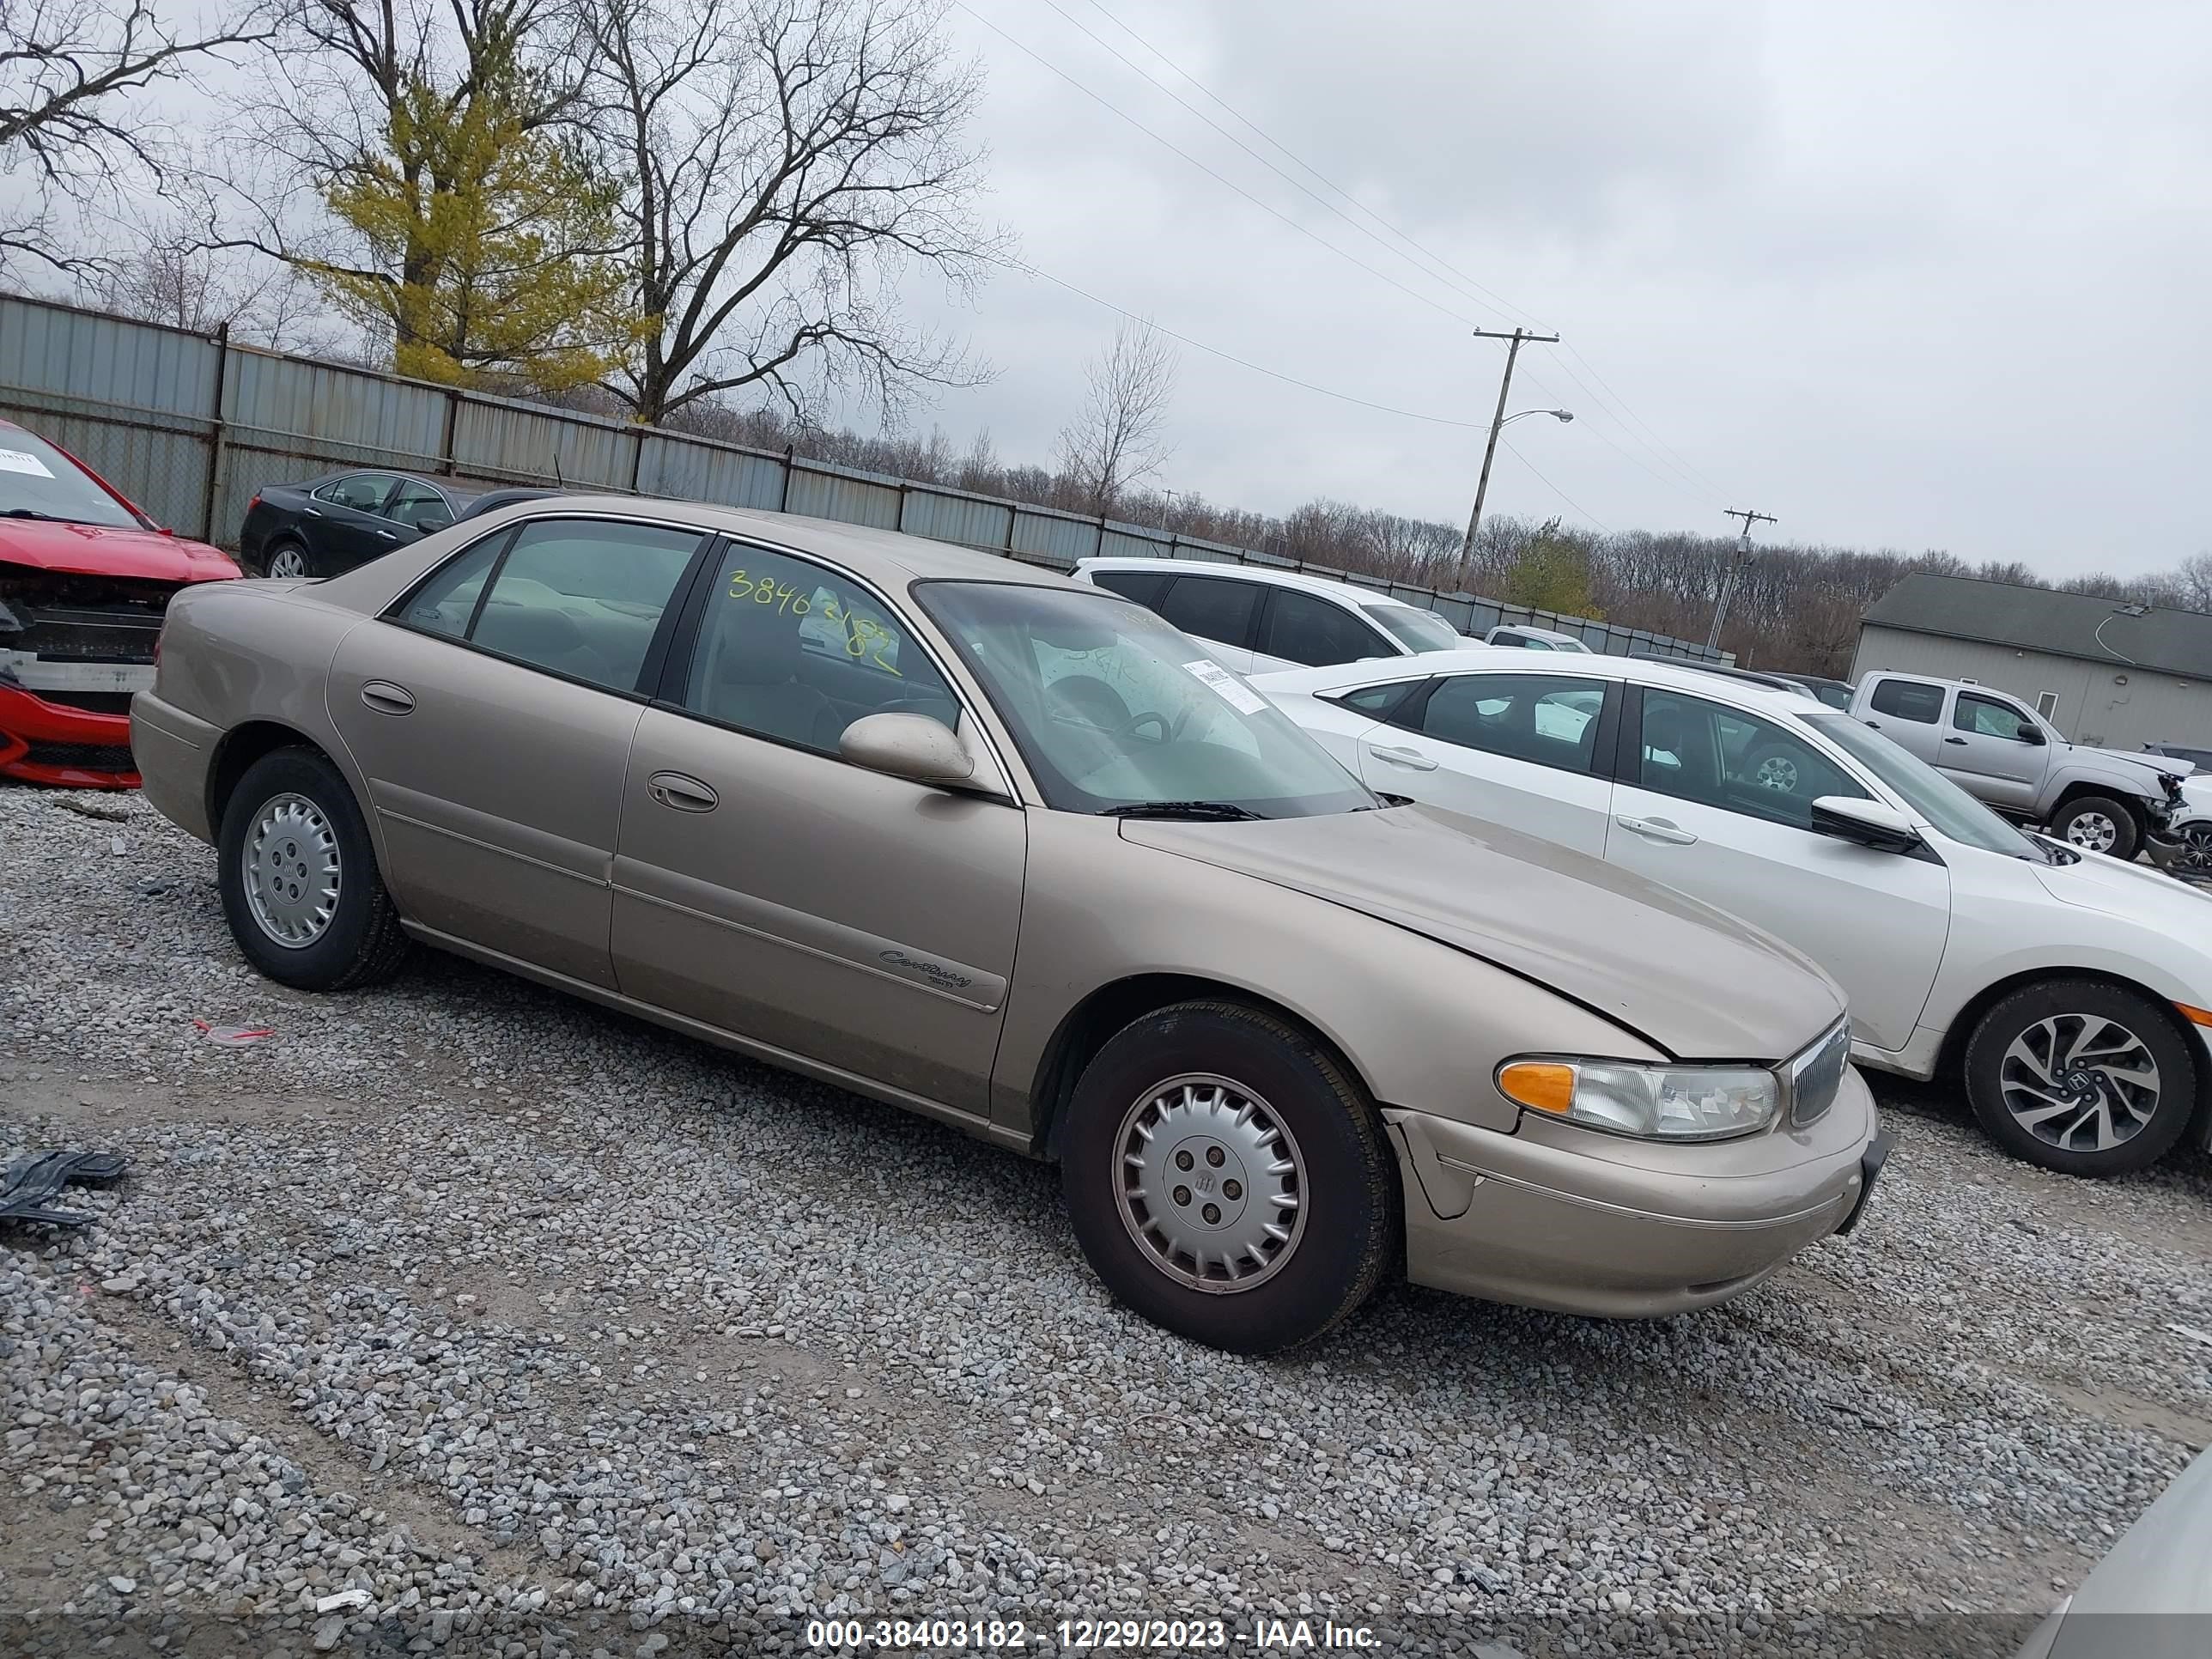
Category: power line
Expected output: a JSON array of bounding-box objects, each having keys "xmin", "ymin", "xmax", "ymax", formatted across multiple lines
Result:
[
  {"xmin": 1501, "ymin": 439, "xmax": 1613, "ymax": 535},
  {"xmin": 1072, "ymin": 0, "xmax": 1739, "ymax": 508},
  {"xmin": 1013, "ymin": 261, "xmax": 1486, "ymax": 428},
  {"xmin": 1034, "ymin": 0, "xmax": 1500, "ymax": 327},
  {"xmin": 953, "ymin": 2, "xmax": 1485, "ymax": 331}
]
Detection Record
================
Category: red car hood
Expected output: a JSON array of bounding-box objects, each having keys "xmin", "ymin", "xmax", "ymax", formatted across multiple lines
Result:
[{"xmin": 0, "ymin": 519, "xmax": 239, "ymax": 583}]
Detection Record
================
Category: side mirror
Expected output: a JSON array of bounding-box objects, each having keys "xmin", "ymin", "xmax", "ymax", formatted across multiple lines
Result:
[
  {"xmin": 1810, "ymin": 795, "xmax": 1924, "ymax": 855},
  {"xmin": 840, "ymin": 712, "xmax": 974, "ymax": 788},
  {"xmin": 2014, "ymin": 721, "xmax": 2045, "ymax": 745}
]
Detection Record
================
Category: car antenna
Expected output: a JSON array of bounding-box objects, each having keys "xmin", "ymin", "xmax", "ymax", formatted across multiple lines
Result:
[{"xmin": 551, "ymin": 449, "xmax": 566, "ymax": 489}]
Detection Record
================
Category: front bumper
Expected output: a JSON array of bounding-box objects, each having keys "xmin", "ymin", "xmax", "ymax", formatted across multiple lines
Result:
[
  {"xmin": 1388, "ymin": 1065, "xmax": 1881, "ymax": 1318},
  {"xmin": 0, "ymin": 681, "xmax": 139, "ymax": 787}
]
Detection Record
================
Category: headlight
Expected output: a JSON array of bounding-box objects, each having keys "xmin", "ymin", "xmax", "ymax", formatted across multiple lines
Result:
[{"xmin": 1497, "ymin": 1057, "xmax": 1780, "ymax": 1141}]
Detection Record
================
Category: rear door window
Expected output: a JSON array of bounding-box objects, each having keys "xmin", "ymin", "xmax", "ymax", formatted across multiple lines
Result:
[
  {"xmin": 1260, "ymin": 590, "xmax": 1393, "ymax": 666},
  {"xmin": 1087, "ymin": 568, "xmax": 1171, "ymax": 607},
  {"xmin": 1157, "ymin": 575, "xmax": 1261, "ymax": 648},
  {"xmin": 1869, "ymin": 678, "xmax": 1945, "ymax": 723},
  {"xmin": 316, "ymin": 473, "xmax": 398, "ymax": 512},
  {"xmin": 1417, "ymin": 673, "xmax": 1607, "ymax": 775},
  {"xmin": 464, "ymin": 519, "xmax": 703, "ymax": 692}
]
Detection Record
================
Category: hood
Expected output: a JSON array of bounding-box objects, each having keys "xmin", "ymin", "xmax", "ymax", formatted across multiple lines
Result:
[
  {"xmin": 2033, "ymin": 844, "xmax": 2212, "ymax": 922},
  {"xmin": 1121, "ymin": 803, "xmax": 1845, "ymax": 1060},
  {"xmin": 2075, "ymin": 743, "xmax": 2185, "ymax": 782},
  {"xmin": 0, "ymin": 518, "xmax": 239, "ymax": 584}
]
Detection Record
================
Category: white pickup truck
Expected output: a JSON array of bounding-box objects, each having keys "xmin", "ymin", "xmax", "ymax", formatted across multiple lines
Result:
[{"xmin": 1848, "ymin": 671, "xmax": 2190, "ymax": 860}]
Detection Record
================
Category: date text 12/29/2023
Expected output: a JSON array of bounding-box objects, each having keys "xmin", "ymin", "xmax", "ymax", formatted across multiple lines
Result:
[{"xmin": 803, "ymin": 1617, "xmax": 1381, "ymax": 1650}]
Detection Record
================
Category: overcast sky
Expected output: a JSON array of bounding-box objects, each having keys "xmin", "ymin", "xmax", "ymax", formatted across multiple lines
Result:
[{"xmin": 896, "ymin": 0, "xmax": 2211, "ymax": 578}]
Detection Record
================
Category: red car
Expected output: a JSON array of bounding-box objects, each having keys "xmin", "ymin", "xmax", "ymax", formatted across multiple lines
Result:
[{"xmin": 0, "ymin": 419, "xmax": 240, "ymax": 787}]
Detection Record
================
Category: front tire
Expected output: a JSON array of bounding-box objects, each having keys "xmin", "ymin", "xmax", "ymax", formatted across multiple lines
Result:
[
  {"xmin": 2050, "ymin": 795, "xmax": 2140, "ymax": 860},
  {"xmin": 1060, "ymin": 1000, "xmax": 1396, "ymax": 1353},
  {"xmin": 217, "ymin": 747, "xmax": 410, "ymax": 991},
  {"xmin": 1962, "ymin": 979, "xmax": 2195, "ymax": 1176}
]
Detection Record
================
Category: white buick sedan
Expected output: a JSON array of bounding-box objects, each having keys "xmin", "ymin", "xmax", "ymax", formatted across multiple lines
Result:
[{"xmin": 1259, "ymin": 649, "xmax": 2212, "ymax": 1178}]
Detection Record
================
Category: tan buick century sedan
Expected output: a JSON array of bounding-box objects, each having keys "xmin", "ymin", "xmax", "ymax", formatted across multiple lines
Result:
[{"xmin": 132, "ymin": 500, "xmax": 1887, "ymax": 1352}]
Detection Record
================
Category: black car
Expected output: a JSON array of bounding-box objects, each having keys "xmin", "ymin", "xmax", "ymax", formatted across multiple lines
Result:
[
  {"xmin": 1629, "ymin": 655, "xmax": 1856, "ymax": 709},
  {"xmin": 237, "ymin": 471, "xmax": 564, "ymax": 578}
]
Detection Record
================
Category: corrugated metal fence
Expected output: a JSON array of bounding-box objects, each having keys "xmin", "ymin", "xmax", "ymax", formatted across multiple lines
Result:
[{"xmin": 0, "ymin": 291, "xmax": 1726, "ymax": 660}]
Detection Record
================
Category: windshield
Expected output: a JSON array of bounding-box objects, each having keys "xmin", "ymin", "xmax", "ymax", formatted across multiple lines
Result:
[
  {"xmin": 1362, "ymin": 602, "xmax": 1461, "ymax": 653},
  {"xmin": 1805, "ymin": 712, "xmax": 2045, "ymax": 859},
  {"xmin": 0, "ymin": 428, "xmax": 143, "ymax": 529},
  {"xmin": 919, "ymin": 580, "xmax": 1377, "ymax": 818}
]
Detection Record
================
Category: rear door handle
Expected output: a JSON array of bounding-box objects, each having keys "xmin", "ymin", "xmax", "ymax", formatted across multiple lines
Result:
[
  {"xmin": 1942, "ymin": 735, "xmax": 1968, "ymax": 744},
  {"xmin": 1366, "ymin": 743, "xmax": 1438, "ymax": 771},
  {"xmin": 303, "ymin": 506, "xmax": 322, "ymax": 518},
  {"xmin": 360, "ymin": 681, "xmax": 415, "ymax": 715},
  {"xmin": 1615, "ymin": 814, "xmax": 1698, "ymax": 845},
  {"xmin": 647, "ymin": 771, "xmax": 719, "ymax": 812},
  {"xmin": 375, "ymin": 528, "xmax": 398, "ymax": 541}
]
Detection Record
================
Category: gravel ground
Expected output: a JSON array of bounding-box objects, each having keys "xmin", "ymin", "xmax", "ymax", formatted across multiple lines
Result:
[{"xmin": 4, "ymin": 785, "xmax": 2210, "ymax": 1658}]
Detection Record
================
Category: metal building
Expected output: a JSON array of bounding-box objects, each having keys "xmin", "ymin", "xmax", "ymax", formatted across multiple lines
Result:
[{"xmin": 1852, "ymin": 574, "xmax": 2212, "ymax": 750}]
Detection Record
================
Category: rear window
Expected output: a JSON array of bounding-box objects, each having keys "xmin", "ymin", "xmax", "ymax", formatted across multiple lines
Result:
[{"xmin": 1869, "ymin": 678, "xmax": 1945, "ymax": 723}]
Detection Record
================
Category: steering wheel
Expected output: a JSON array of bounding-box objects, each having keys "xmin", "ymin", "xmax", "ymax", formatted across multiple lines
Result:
[{"xmin": 1123, "ymin": 707, "xmax": 1189, "ymax": 744}]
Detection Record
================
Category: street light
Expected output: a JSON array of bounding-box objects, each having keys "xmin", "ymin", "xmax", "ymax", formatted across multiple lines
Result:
[{"xmin": 1455, "ymin": 410, "xmax": 1575, "ymax": 590}]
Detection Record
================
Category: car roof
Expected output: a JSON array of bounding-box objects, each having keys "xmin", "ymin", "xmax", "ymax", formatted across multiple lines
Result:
[
  {"xmin": 1255, "ymin": 646, "xmax": 1834, "ymax": 715},
  {"xmin": 464, "ymin": 494, "xmax": 1077, "ymax": 589},
  {"xmin": 1075, "ymin": 556, "xmax": 1430, "ymax": 611}
]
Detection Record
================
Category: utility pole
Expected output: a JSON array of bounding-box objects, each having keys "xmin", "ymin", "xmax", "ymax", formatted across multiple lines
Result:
[
  {"xmin": 1454, "ymin": 326, "xmax": 1560, "ymax": 590},
  {"xmin": 1708, "ymin": 507, "xmax": 1777, "ymax": 652}
]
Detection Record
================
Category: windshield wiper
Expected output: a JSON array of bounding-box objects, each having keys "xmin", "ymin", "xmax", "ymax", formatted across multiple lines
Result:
[
  {"xmin": 1097, "ymin": 800, "xmax": 1266, "ymax": 822},
  {"xmin": 1, "ymin": 508, "xmax": 69, "ymax": 521}
]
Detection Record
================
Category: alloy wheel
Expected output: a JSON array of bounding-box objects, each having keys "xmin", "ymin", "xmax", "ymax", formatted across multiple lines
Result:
[
  {"xmin": 1753, "ymin": 754, "xmax": 1800, "ymax": 793},
  {"xmin": 2063, "ymin": 811, "xmax": 2119, "ymax": 853},
  {"xmin": 265, "ymin": 545, "xmax": 307, "ymax": 579},
  {"xmin": 241, "ymin": 793, "xmax": 342, "ymax": 947},
  {"xmin": 1997, "ymin": 1013, "xmax": 2160, "ymax": 1153},
  {"xmin": 1115, "ymin": 1074, "xmax": 1306, "ymax": 1293}
]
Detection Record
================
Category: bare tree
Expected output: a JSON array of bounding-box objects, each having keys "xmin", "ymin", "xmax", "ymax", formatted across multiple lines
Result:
[
  {"xmin": 84, "ymin": 211, "xmax": 339, "ymax": 348},
  {"xmin": 578, "ymin": 0, "xmax": 1000, "ymax": 425},
  {"xmin": 0, "ymin": 0, "xmax": 271, "ymax": 274},
  {"xmin": 1055, "ymin": 319, "xmax": 1176, "ymax": 516}
]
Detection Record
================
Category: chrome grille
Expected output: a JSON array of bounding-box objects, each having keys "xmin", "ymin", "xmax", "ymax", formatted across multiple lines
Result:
[{"xmin": 1788, "ymin": 1021, "xmax": 1851, "ymax": 1127}]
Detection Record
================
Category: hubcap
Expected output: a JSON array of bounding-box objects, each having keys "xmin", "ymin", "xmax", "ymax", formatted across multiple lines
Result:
[
  {"xmin": 2064, "ymin": 811, "xmax": 2118, "ymax": 852},
  {"xmin": 1115, "ymin": 1074, "xmax": 1306, "ymax": 1294},
  {"xmin": 266, "ymin": 546, "xmax": 307, "ymax": 579},
  {"xmin": 1753, "ymin": 754, "xmax": 1800, "ymax": 793},
  {"xmin": 1998, "ymin": 1014, "xmax": 2160, "ymax": 1153},
  {"xmin": 2179, "ymin": 823, "xmax": 2212, "ymax": 872},
  {"xmin": 241, "ymin": 793, "xmax": 341, "ymax": 948}
]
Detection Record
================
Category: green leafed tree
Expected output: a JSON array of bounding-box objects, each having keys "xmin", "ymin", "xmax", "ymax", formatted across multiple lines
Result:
[
  {"xmin": 231, "ymin": 0, "xmax": 643, "ymax": 392},
  {"xmin": 308, "ymin": 76, "xmax": 638, "ymax": 389},
  {"xmin": 1499, "ymin": 520, "xmax": 1605, "ymax": 619}
]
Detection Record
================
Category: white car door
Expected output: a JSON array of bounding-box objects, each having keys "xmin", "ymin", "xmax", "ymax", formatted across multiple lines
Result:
[
  {"xmin": 1604, "ymin": 685, "xmax": 1951, "ymax": 1053},
  {"xmin": 1352, "ymin": 670, "xmax": 1616, "ymax": 857}
]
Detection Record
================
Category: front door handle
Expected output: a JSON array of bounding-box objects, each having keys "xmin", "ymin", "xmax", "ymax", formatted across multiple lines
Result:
[
  {"xmin": 375, "ymin": 528, "xmax": 398, "ymax": 541},
  {"xmin": 360, "ymin": 681, "xmax": 415, "ymax": 715},
  {"xmin": 1366, "ymin": 743, "xmax": 1438, "ymax": 771},
  {"xmin": 1616, "ymin": 814, "xmax": 1698, "ymax": 846},
  {"xmin": 1943, "ymin": 735, "xmax": 1968, "ymax": 745},
  {"xmin": 647, "ymin": 771, "xmax": 719, "ymax": 812}
]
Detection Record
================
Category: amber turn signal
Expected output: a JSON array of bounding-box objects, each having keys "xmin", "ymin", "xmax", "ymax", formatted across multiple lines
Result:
[{"xmin": 1496, "ymin": 1060, "xmax": 1577, "ymax": 1115}]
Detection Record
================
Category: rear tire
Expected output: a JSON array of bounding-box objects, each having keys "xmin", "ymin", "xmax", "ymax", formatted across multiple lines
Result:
[
  {"xmin": 1962, "ymin": 979, "xmax": 2195, "ymax": 1176},
  {"xmin": 2049, "ymin": 795, "xmax": 2139, "ymax": 860},
  {"xmin": 1060, "ymin": 1000, "xmax": 1396, "ymax": 1353},
  {"xmin": 1744, "ymin": 741, "xmax": 1803, "ymax": 796},
  {"xmin": 260, "ymin": 538, "xmax": 315, "ymax": 580},
  {"xmin": 217, "ymin": 747, "xmax": 410, "ymax": 991}
]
